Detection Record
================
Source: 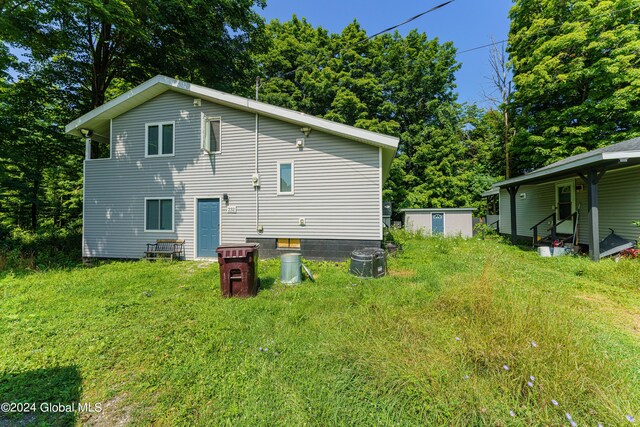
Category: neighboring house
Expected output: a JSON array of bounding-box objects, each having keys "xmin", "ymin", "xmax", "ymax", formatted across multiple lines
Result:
[
  {"xmin": 65, "ymin": 76, "xmax": 399, "ymax": 261},
  {"xmin": 402, "ymin": 208, "xmax": 476, "ymax": 237},
  {"xmin": 486, "ymin": 138, "xmax": 640, "ymax": 260}
]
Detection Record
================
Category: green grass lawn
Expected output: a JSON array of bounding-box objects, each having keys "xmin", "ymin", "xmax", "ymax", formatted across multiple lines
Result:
[{"xmin": 1, "ymin": 237, "xmax": 639, "ymax": 426}]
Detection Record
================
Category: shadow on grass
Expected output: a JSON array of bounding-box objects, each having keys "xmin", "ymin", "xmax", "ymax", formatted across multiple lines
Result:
[
  {"xmin": 258, "ymin": 275, "xmax": 277, "ymax": 291},
  {"xmin": 0, "ymin": 366, "xmax": 82, "ymax": 427}
]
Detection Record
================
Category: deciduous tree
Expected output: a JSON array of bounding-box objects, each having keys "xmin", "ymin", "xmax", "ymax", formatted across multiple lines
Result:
[{"xmin": 508, "ymin": 0, "xmax": 640, "ymax": 171}]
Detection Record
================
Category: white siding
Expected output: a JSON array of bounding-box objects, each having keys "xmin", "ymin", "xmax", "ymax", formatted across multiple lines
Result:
[{"xmin": 83, "ymin": 91, "xmax": 381, "ymax": 259}]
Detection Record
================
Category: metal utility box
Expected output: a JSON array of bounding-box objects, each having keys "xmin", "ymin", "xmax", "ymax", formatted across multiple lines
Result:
[
  {"xmin": 349, "ymin": 247, "xmax": 386, "ymax": 278},
  {"xmin": 216, "ymin": 243, "xmax": 260, "ymax": 297}
]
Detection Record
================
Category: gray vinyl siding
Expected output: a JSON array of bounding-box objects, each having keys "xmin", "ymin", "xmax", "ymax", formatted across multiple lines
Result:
[
  {"xmin": 499, "ymin": 165, "xmax": 640, "ymax": 244},
  {"xmin": 499, "ymin": 184, "xmax": 555, "ymax": 240},
  {"xmin": 83, "ymin": 91, "xmax": 381, "ymax": 259},
  {"xmin": 256, "ymin": 115, "xmax": 380, "ymax": 240}
]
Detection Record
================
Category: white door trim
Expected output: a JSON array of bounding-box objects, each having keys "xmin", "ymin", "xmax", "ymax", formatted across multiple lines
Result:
[{"xmin": 554, "ymin": 179, "xmax": 575, "ymax": 235}]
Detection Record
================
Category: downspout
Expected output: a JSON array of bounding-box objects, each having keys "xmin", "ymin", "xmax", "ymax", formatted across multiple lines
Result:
[{"xmin": 255, "ymin": 113, "xmax": 260, "ymax": 231}]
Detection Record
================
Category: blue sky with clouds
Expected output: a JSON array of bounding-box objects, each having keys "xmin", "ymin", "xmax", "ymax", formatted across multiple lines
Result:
[{"xmin": 259, "ymin": 0, "xmax": 513, "ymax": 105}]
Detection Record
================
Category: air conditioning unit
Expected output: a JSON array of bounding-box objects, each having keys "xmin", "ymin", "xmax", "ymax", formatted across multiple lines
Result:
[{"xmin": 252, "ymin": 173, "xmax": 260, "ymax": 187}]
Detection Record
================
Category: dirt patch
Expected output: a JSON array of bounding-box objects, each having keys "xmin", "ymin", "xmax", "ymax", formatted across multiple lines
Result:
[
  {"xmin": 388, "ymin": 268, "xmax": 416, "ymax": 278},
  {"xmin": 81, "ymin": 393, "xmax": 134, "ymax": 427}
]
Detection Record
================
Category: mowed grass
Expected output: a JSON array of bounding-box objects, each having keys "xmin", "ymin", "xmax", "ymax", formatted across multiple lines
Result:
[{"xmin": 1, "ymin": 237, "xmax": 639, "ymax": 426}]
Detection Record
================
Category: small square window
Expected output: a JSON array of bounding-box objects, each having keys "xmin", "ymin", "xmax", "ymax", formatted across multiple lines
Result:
[
  {"xmin": 277, "ymin": 238, "xmax": 301, "ymax": 249},
  {"xmin": 203, "ymin": 118, "xmax": 221, "ymax": 153},
  {"xmin": 277, "ymin": 161, "xmax": 294, "ymax": 195},
  {"xmin": 145, "ymin": 198, "xmax": 174, "ymax": 231},
  {"xmin": 146, "ymin": 122, "xmax": 174, "ymax": 157}
]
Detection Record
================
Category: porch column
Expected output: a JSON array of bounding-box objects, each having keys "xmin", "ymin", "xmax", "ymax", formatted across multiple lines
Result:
[
  {"xmin": 506, "ymin": 185, "xmax": 520, "ymax": 245},
  {"xmin": 579, "ymin": 168, "xmax": 606, "ymax": 261}
]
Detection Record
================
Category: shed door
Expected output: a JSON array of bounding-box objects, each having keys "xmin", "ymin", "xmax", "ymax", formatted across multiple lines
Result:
[
  {"xmin": 197, "ymin": 199, "xmax": 220, "ymax": 257},
  {"xmin": 432, "ymin": 213, "xmax": 445, "ymax": 235}
]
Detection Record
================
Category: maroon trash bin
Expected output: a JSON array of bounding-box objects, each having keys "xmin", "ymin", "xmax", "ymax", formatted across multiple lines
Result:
[{"xmin": 216, "ymin": 243, "xmax": 260, "ymax": 297}]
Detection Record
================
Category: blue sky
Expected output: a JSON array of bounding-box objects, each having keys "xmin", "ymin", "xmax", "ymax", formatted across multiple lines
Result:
[{"xmin": 259, "ymin": 0, "xmax": 513, "ymax": 105}]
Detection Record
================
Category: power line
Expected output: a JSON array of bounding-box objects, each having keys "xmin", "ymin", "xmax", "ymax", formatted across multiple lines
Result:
[
  {"xmin": 361, "ymin": 0, "xmax": 454, "ymax": 43},
  {"xmin": 457, "ymin": 1, "xmax": 640, "ymax": 55},
  {"xmin": 278, "ymin": 0, "xmax": 455, "ymax": 78}
]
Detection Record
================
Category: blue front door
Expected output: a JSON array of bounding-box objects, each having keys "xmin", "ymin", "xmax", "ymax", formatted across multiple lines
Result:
[
  {"xmin": 197, "ymin": 199, "xmax": 220, "ymax": 257},
  {"xmin": 432, "ymin": 213, "xmax": 444, "ymax": 234}
]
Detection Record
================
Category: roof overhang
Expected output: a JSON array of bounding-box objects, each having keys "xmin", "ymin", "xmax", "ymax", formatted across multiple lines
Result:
[
  {"xmin": 65, "ymin": 75, "xmax": 399, "ymax": 180},
  {"xmin": 493, "ymin": 152, "xmax": 640, "ymax": 188},
  {"xmin": 481, "ymin": 188, "xmax": 499, "ymax": 197}
]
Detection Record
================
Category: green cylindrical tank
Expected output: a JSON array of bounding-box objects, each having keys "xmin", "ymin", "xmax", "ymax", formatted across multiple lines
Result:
[{"xmin": 280, "ymin": 253, "xmax": 302, "ymax": 284}]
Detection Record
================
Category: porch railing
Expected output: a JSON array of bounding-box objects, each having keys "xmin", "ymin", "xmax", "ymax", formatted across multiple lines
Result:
[{"xmin": 530, "ymin": 212, "xmax": 578, "ymax": 247}]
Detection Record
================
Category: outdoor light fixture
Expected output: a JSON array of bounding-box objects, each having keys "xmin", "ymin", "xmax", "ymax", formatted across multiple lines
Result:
[
  {"xmin": 300, "ymin": 126, "xmax": 312, "ymax": 137},
  {"xmin": 223, "ymin": 193, "xmax": 229, "ymax": 203},
  {"xmin": 80, "ymin": 129, "xmax": 93, "ymax": 137}
]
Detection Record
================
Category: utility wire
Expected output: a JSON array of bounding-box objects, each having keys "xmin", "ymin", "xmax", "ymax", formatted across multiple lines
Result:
[
  {"xmin": 361, "ymin": 0, "xmax": 454, "ymax": 43},
  {"xmin": 457, "ymin": 1, "xmax": 640, "ymax": 55},
  {"xmin": 278, "ymin": 0, "xmax": 455, "ymax": 78}
]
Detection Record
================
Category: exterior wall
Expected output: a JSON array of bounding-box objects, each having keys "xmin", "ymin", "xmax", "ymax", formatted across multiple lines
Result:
[
  {"xmin": 499, "ymin": 183, "xmax": 556, "ymax": 240},
  {"xmin": 255, "ymin": 115, "xmax": 381, "ymax": 240},
  {"xmin": 584, "ymin": 165, "xmax": 640, "ymax": 242},
  {"xmin": 83, "ymin": 91, "xmax": 381, "ymax": 259},
  {"xmin": 404, "ymin": 211, "xmax": 475, "ymax": 237},
  {"xmin": 405, "ymin": 212, "xmax": 432, "ymax": 234},
  {"xmin": 499, "ymin": 165, "xmax": 640, "ymax": 244},
  {"xmin": 246, "ymin": 238, "xmax": 381, "ymax": 261}
]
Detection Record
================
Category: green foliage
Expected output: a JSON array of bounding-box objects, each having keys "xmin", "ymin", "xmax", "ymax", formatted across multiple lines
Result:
[
  {"xmin": 1, "ymin": 238, "xmax": 638, "ymax": 424},
  {"xmin": 1, "ymin": 0, "xmax": 267, "ymax": 109},
  {"xmin": 0, "ymin": 72, "xmax": 84, "ymax": 230},
  {"xmin": 508, "ymin": 0, "xmax": 640, "ymax": 171},
  {"xmin": 0, "ymin": 227, "xmax": 82, "ymax": 273}
]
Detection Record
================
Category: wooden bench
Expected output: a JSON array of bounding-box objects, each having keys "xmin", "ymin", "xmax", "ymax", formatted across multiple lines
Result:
[{"xmin": 144, "ymin": 239, "xmax": 185, "ymax": 260}]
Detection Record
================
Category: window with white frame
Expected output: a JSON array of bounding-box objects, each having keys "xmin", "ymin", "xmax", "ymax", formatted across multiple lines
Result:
[
  {"xmin": 277, "ymin": 161, "xmax": 294, "ymax": 195},
  {"xmin": 146, "ymin": 122, "xmax": 174, "ymax": 156},
  {"xmin": 145, "ymin": 198, "xmax": 174, "ymax": 231},
  {"xmin": 203, "ymin": 117, "xmax": 221, "ymax": 153}
]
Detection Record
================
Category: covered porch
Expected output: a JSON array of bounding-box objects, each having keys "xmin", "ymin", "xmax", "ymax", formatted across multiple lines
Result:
[{"xmin": 489, "ymin": 138, "xmax": 640, "ymax": 260}]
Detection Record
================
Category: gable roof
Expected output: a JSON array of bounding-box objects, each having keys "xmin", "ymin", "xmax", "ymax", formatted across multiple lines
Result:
[
  {"xmin": 65, "ymin": 75, "xmax": 399, "ymax": 180},
  {"xmin": 493, "ymin": 137, "xmax": 640, "ymax": 188}
]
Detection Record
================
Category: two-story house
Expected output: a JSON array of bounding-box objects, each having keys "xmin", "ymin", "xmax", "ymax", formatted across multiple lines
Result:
[{"xmin": 65, "ymin": 76, "xmax": 399, "ymax": 260}]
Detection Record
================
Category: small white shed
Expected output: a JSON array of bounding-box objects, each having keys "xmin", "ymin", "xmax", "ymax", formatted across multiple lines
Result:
[{"xmin": 402, "ymin": 208, "xmax": 477, "ymax": 237}]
